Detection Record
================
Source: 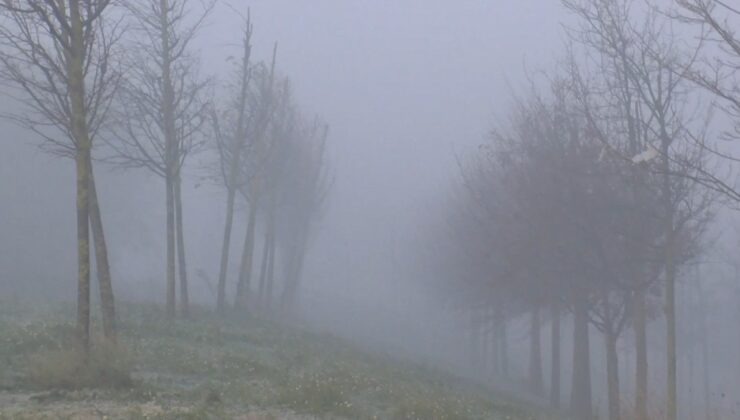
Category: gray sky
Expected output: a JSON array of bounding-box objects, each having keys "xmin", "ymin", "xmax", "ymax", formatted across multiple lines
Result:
[
  {"xmin": 1, "ymin": 1, "xmax": 571, "ymax": 303},
  {"xmin": 199, "ymin": 1, "xmax": 570, "ymax": 299}
]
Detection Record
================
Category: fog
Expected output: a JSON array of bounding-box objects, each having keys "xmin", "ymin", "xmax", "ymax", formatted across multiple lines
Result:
[{"xmin": 2, "ymin": 1, "xmax": 740, "ymax": 419}]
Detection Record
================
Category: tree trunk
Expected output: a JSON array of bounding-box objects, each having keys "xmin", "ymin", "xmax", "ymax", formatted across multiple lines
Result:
[
  {"xmin": 700, "ymin": 284, "xmax": 710, "ymax": 420},
  {"xmin": 666, "ymin": 265, "xmax": 677, "ymax": 420},
  {"xmin": 634, "ymin": 289, "xmax": 648, "ymax": 420},
  {"xmin": 174, "ymin": 174, "xmax": 189, "ymax": 318},
  {"xmin": 216, "ymin": 189, "xmax": 236, "ymax": 315},
  {"xmin": 468, "ymin": 310, "xmax": 481, "ymax": 373},
  {"xmin": 235, "ymin": 197, "xmax": 258, "ymax": 309},
  {"xmin": 216, "ymin": 19, "xmax": 252, "ymax": 315},
  {"xmin": 606, "ymin": 330, "xmax": 621, "ymax": 420},
  {"xmin": 662, "ymin": 149, "xmax": 677, "ymax": 420},
  {"xmin": 75, "ymin": 149, "xmax": 91, "ymax": 352},
  {"xmin": 481, "ymin": 319, "xmax": 490, "ymax": 376},
  {"xmin": 280, "ymin": 237, "xmax": 306, "ymax": 311},
  {"xmin": 159, "ymin": 0, "xmax": 177, "ymax": 320},
  {"xmin": 491, "ymin": 308, "xmax": 500, "ymax": 376},
  {"xmin": 257, "ymin": 229, "xmax": 270, "ymax": 304},
  {"xmin": 551, "ymin": 301, "xmax": 561, "ymax": 409},
  {"xmin": 529, "ymin": 307, "xmax": 543, "ymax": 396},
  {"xmin": 499, "ymin": 312, "xmax": 509, "ymax": 378},
  {"xmin": 165, "ymin": 175, "xmax": 176, "ymax": 318},
  {"xmin": 571, "ymin": 295, "xmax": 592, "ymax": 420},
  {"xmin": 68, "ymin": 0, "xmax": 91, "ymax": 353},
  {"xmin": 264, "ymin": 206, "xmax": 276, "ymax": 309},
  {"xmin": 88, "ymin": 161, "xmax": 116, "ymax": 341}
]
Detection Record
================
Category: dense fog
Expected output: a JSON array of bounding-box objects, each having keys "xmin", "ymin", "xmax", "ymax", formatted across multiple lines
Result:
[{"xmin": 2, "ymin": 1, "xmax": 740, "ymax": 420}]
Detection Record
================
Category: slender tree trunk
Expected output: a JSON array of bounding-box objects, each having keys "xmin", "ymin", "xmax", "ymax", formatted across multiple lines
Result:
[
  {"xmin": 634, "ymin": 289, "xmax": 648, "ymax": 420},
  {"xmin": 571, "ymin": 295, "xmax": 592, "ymax": 420},
  {"xmin": 606, "ymin": 330, "xmax": 621, "ymax": 420},
  {"xmin": 159, "ymin": 0, "xmax": 177, "ymax": 320},
  {"xmin": 216, "ymin": 19, "xmax": 252, "ymax": 314},
  {"xmin": 662, "ymin": 146, "xmax": 677, "ymax": 420},
  {"xmin": 551, "ymin": 301, "xmax": 561, "ymax": 409},
  {"xmin": 529, "ymin": 306, "xmax": 544, "ymax": 396},
  {"xmin": 469, "ymin": 310, "xmax": 481, "ymax": 373},
  {"xmin": 88, "ymin": 161, "xmax": 116, "ymax": 341},
  {"xmin": 482, "ymin": 322, "xmax": 490, "ymax": 377},
  {"xmin": 216, "ymin": 189, "xmax": 236, "ymax": 315},
  {"xmin": 68, "ymin": 0, "xmax": 91, "ymax": 353},
  {"xmin": 257, "ymin": 229, "xmax": 270, "ymax": 304},
  {"xmin": 280, "ymin": 246, "xmax": 296, "ymax": 311},
  {"xmin": 666, "ymin": 265, "xmax": 677, "ymax": 420},
  {"xmin": 235, "ymin": 197, "xmax": 258, "ymax": 309},
  {"xmin": 174, "ymin": 174, "xmax": 189, "ymax": 317},
  {"xmin": 281, "ymin": 236, "xmax": 306, "ymax": 311},
  {"xmin": 688, "ymin": 346, "xmax": 695, "ymax": 420},
  {"xmin": 491, "ymin": 310, "xmax": 500, "ymax": 376},
  {"xmin": 165, "ymin": 175, "xmax": 176, "ymax": 318},
  {"xmin": 499, "ymin": 312, "xmax": 509, "ymax": 378},
  {"xmin": 75, "ymin": 149, "xmax": 91, "ymax": 352},
  {"xmin": 264, "ymin": 206, "xmax": 276, "ymax": 309},
  {"xmin": 700, "ymin": 284, "xmax": 710, "ymax": 420}
]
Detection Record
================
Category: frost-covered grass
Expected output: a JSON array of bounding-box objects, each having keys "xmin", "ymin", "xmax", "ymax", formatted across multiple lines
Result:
[{"xmin": 0, "ymin": 302, "xmax": 544, "ymax": 419}]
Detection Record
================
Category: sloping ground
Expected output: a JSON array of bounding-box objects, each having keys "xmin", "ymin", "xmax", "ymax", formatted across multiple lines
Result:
[{"xmin": 0, "ymin": 303, "xmax": 548, "ymax": 419}]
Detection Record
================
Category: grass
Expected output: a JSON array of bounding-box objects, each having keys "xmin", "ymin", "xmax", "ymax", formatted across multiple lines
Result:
[{"xmin": 0, "ymin": 302, "xmax": 544, "ymax": 419}]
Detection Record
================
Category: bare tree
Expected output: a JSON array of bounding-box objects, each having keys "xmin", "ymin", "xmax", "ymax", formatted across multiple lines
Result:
[
  {"xmin": 0, "ymin": 0, "xmax": 121, "ymax": 350},
  {"xmin": 108, "ymin": 0, "xmax": 212, "ymax": 318},
  {"xmin": 278, "ymin": 115, "xmax": 331, "ymax": 312},
  {"xmin": 563, "ymin": 3, "xmax": 718, "ymax": 419},
  {"xmin": 211, "ymin": 10, "xmax": 253, "ymax": 315}
]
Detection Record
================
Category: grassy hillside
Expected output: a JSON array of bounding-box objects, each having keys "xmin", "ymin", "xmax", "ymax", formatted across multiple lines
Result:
[{"xmin": 0, "ymin": 303, "xmax": 547, "ymax": 419}]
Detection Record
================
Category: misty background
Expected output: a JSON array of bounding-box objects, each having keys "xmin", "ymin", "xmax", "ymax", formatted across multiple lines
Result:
[
  {"xmin": 3, "ymin": 1, "xmax": 740, "ymax": 419},
  {"xmin": 1, "ymin": 0, "xmax": 565, "ymax": 345}
]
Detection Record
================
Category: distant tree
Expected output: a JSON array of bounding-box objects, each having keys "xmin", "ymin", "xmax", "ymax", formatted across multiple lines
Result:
[
  {"xmin": 231, "ymin": 48, "xmax": 278, "ymax": 310},
  {"xmin": 211, "ymin": 11, "xmax": 254, "ymax": 315},
  {"xmin": 277, "ymin": 114, "xmax": 330, "ymax": 312},
  {"xmin": 0, "ymin": 0, "xmax": 121, "ymax": 350}
]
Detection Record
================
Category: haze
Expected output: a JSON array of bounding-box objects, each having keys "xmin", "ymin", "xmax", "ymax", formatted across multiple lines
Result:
[{"xmin": 1, "ymin": 1, "xmax": 739, "ymax": 420}]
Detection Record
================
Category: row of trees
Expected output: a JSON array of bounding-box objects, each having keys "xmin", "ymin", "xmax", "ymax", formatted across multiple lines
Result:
[
  {"xmin": 434, "ymin": 1, "xmax": 740, "ymax": 420},
  {"xmin": 0, "ymin": 0, "xmax": 329, "ymax": 352},
  {"xmin": 210, "ymin": 21, "xmax": 329, "ymax": 316}
]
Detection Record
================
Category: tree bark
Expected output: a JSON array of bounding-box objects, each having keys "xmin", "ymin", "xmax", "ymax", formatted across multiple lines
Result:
[
  {"xmin": 175, "ymin": 174, "xmax": 189, "ymax": 317},
  {"xmin": 481, "ymin": 318, "xmax": 490, "ymax": 376},
  {"xmin": 216, "ymin": 21, "xmax": 252, "ymax": 315},
  {"xmin": 75, "ymin": 149, "xmax": 91, "ymax": 353},
  {"xmin": 216, "ymin": 189, "xmax": 236, "ymax": 315},
  {"xmin": 165, "ymin": 175, "xmax": 176, "ymax": 318},
  {"xmin": 88, "ymin": 160, "xmax": 116, "ymax": 341},
  {"xmin": 661, "ymin": 141, "xmax": 677, "ymax": 420},
  {"xmin": 281, "ymin": 235, "xmax": 306, "ymax": 311},
  {"xmin": 571, "ymin": 295, "xmax": 592, "ymax": 420},
  {"xmin": 499, "ymin": 312, "xmax": 509, "ymax": 378},
  {"xmin": 264, "ymin": 204, "xmax": 276, "ymax": 309},
  {"xmin": 550, "ymin": 301, "xmax": 561, "ymax": 408},
  {"xmin": 699, "ymin": 283, "xmax": 710, "ymax": 420},
  {"xmin": 257, "ymin": 229, "xmax": 270, "ymax": 304},
  {"xmin": 491, "ymin": 311, "xmax": 500, "ymax": 376},
  {"xmin": 235, "ymin": 197, "xmax": 259, "ymax": 308},
  {"xmin": 634, "ymin": 289, "xmax": 648, "ymax": 420},
  {"xmin": 159, "ymin": 0, "xmax": 177, "ymax": 320},
  {"xmin": 529, "ymin": 306, "xmax": 543, "ymax": 396},
  {"xmin": 605, "ymin": 330, "xmax": 621, "ymax": 420},
  {"xmin": 468, "ymin": 310, "xmax": 481, "ymax": 372},
  {"xmin": 68, "ymin": 0, "xmax": 91, "ymax": 353}
]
